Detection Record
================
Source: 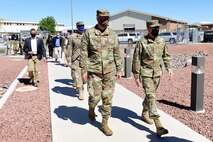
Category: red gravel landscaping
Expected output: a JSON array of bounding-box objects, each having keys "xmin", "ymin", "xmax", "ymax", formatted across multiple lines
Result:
[
  {"xmin": 117, "ymin": 43, "xmax": 213, "ymax": 141},
  {"xmin": 0, "ymin": 56, "xmax": 26, "ymax": 84},
  {"xmin": 0, "ymin": 55, "xmax": 51, "ymax": 142}
]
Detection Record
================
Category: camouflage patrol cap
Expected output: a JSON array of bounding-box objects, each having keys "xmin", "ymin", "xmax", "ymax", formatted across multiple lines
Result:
[
  {"xmin": 76, "ymin": 21, "xmax": 84, "ymax": 26},
  {"xmin": 146, "ymin": 20, "xmax": 161, "ymax": 27},
  {"xmin": 96, "ymin": 9, "xmax": 109, "ymax": 17}
]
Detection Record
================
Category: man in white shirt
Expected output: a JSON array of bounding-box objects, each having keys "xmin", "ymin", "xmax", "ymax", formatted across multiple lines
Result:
[{"xmin": 23, "ymin": 28, "xmax": 46, "ymax": 87}]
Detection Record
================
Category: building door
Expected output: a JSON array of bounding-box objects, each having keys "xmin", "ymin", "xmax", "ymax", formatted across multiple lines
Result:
[{"xmin": 123, "ymin": 24, "xmax": 135, "ymax": 32}]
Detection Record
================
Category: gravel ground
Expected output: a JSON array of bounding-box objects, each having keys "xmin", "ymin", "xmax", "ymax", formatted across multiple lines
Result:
[
  {"xmin": 0, "ymin": 55, "xmax": 51, "ymax": 142},
  {"xmin": 0, "ymin": 56, "xmax": 26, "ymax": 84},
  {"xmin": 0, "ymin": 56, "xmax": 27, "ymax": 97},
  {"xmin": 117, "ymin": 43, "xmax": 213, "ymax": 141}
]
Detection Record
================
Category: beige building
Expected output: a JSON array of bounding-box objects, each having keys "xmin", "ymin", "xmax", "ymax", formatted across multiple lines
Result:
[
  {"xmin": 0, "ymin": 20, "xmax": 64, "ymax": 34},
  {"xmin": 109, "ymin": 9, "xmax": 187, "ymax": 33}
]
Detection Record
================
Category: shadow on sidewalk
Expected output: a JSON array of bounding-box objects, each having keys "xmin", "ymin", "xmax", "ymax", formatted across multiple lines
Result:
[
  {"xmin": 156, "ymin": 136, "xmax": 193, "ymax": 142},
  {"xmin": 109, "ymin": 106, "xmax": 193, "ymax": 142},
  {"xmin": 157, "ymin": 99, "xmax": 190, "ymax": 110},
  {"xmin": 54, "ymin": 105, "xmax": 100, "ymax": 129},
  {"xmin": 54, "ymin": 63, "xmax": 68, "ymax": 67},
  {"xmin": 52, "ymin": 86, "xmax": 78, "ymax": 98},
  {"xmin": 55, "ymin": 79, "xmax": 74, "ymax": 86},
  {"xmin": 47, "ymin": 60, "xmax": 56, "ymax": 63},
  {"xmin": 110, "ymin": 106, "xmax": 155, "ymax": 133},
  {"xmin": 18, "ymin": 78, "xmax": 31, "ymax": 85}
]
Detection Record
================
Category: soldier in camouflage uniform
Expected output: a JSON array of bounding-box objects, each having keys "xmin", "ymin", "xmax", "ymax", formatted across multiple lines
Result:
[
  {"xmin": 80, "ymin": 10, "xmax": 123, "ymax": 136},
  {"xmin": 12, "ymin": 37, "xmax": 19, "ymax": 55},
  {"xmin": 19, "ymin": 39, "xmax": 24, "ymax": 55},
  {"xmin": 66, "ymin": 21, "xmax": 85, "ymax": 100},
  {"xmin": 132, "ymin": 20, "xmax": 173, "ymax": 136}
]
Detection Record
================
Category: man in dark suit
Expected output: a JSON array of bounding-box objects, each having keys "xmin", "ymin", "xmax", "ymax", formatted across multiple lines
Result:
[{"xmin": 23, "ymin": 28, "xmax": 46, "ymax": 87}]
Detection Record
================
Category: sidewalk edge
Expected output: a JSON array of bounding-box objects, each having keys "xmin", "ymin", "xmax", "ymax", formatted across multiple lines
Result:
[{"xmin": 0, "ymin": 66, "xmax": 28, "ymax": 109}]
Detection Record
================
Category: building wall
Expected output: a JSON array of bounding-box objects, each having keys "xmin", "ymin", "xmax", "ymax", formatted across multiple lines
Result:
[
  {"xmin": 152, "ymin": 17, "xmax": 186, "ymax": 32},
  {"xmin": 201, "ymin": 24, "xmax": 213, "ymax": 30},
  {"xmin": 109, "ymin": 11, "xmax": 187, "ymax": 34},
  {"xmin": 109, "ymin": 11, "xmax": 151, "ymax": 33}
]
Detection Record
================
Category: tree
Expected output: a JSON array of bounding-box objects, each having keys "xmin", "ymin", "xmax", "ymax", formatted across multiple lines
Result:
[{"xmin": 38, "ymin": 16, "xmax": 56, "ymax": 33}]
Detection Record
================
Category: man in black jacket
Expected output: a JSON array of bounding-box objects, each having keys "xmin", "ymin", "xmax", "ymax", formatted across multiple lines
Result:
[{"xmin": 23, "ymin": 28, "xmax": 46, "ymax": 87}]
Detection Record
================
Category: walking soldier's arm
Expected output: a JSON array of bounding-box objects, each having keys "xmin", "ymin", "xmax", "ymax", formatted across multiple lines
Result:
[
  {"xmin": 132, "ymin": 41, "xmax": 143, "ymax": 79},
  {"xmin": 113, "ymin": 37, "xmax": 123, "ymax": 72},
  {"xmin": 162, "ymin": 44, "xmax": 172, "ymax": 70},
  {"xmin": 79, "ymin": 30, "xmax": 89, "ymax": 74}
]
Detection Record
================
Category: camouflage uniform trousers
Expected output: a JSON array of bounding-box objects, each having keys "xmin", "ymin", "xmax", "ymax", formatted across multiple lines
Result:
[
  {"xmin": 88, "ymin": 71, "xmax": 115, "ymax": 118},
  {"xmin": 142, "ymin": 76, "xmax": 161, "ymax": 119},
  {"xmin": 71, "ymin": 67, "xmax": 84, "ymax": 90},
  {"xmin": 13, "ymin": 41, "xmax": 19, "ymax": 54},
  {"xmin": 28, "ymin": 55, "xmax": 39, "ymax": 83}
]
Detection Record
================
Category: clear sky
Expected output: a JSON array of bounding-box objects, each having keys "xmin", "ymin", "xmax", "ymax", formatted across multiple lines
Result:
[{"xmin": 0, "ymin": 0, "xmax": 213, "ymax": 27}]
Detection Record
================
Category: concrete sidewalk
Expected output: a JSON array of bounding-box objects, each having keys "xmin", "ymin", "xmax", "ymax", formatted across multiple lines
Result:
[{"xmin": 48, "ymin": 59, "xmax": 211, "ymax": 142}]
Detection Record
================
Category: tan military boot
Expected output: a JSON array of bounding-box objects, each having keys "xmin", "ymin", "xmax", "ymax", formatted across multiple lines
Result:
[
  {"xmin": 101, "ymin": 117, "xmax": 113, "ymax": 136},
  {"xmin": 88, "ymin": 107, "xmax": 96, "ymax": 121},
  {"xmin": 73, "ymin": 81, "xmax": 77, "ymax": 88},
  {"xmin": 154, "ymin": 118, "xmax": 168, "ymax": 136},
  {"xmin": 77, "ymin": 88, "xmax": 84, "ymax": 100},
  {"xmin": 141, "ymin": 109, "xmax": 153, "ymax": 125}
]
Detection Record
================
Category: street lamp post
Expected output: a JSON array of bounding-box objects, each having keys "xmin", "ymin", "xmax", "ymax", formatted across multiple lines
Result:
[
  {"xmin": 124, "ymin": 48, "xmax": 132, "ymax": 78},
  {"xmin": 71, "ymin": 0, "xmax": 74, "ymax": 34},
  {"xmin": 190, "ymin": 56, "xmax": 205, "ymax": 112}
]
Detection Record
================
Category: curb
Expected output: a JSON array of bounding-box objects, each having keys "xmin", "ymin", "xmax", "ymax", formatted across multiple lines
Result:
[{"xmin": 0, "ymin": 66, "xmax": 28, "ymax": 109}]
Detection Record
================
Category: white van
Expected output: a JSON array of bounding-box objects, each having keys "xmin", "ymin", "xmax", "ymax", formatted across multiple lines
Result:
[
  {"xmin": 117, "ymin": 32, "xmax": 141, "ymax": 44},
  {"xmin": 159, "ymin": 32, "xmax": 177, "ymax": 44}
]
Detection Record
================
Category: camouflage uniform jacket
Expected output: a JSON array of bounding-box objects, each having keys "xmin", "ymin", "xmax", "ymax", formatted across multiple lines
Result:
[
  {"xmin": 11, "ymin": 40, "xmax": 19, "ymax": 49},
  {"xmin": 66, "ymin": 33, "xmax": 83, "ymax": 69},
  {"xmin": 80, "ymin": 25, "xmax": 123, "ymax": 74},
  {"xmin": 132, "ymin": 35, "xmax": 172, "ymax": 78}
]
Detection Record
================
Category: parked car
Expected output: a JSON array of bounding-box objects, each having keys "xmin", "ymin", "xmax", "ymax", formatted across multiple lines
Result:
[
  {"xmin": 203, "ymin": 30, "xmax": 213, "ymax": 42},
  {"xmin": 159, "ymin": 32, "xmax": 177, "ymax": 44},
  {"xmin": 117, "ymin": 32, "xmax": 141, "ymax": 44}
]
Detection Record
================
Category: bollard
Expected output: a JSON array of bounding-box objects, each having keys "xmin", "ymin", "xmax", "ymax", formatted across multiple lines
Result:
[
  {"xmin": 190, "ymin": 56, "xmax": 205, "ymax": 112},
  {"xmin": 124, "ymin": 48, "xmax": 131, "ymax": 78}
]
